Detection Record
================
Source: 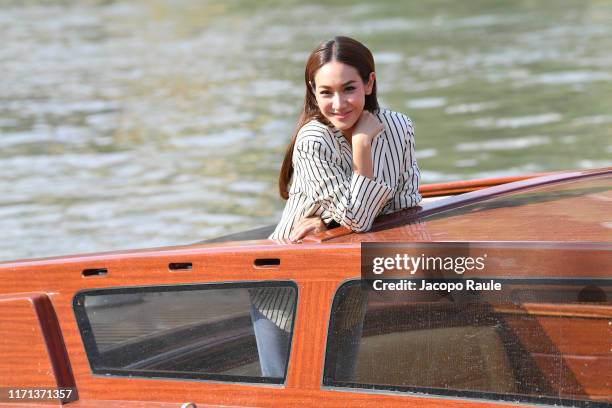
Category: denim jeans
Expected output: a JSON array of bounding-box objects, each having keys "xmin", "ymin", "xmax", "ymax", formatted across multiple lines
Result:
[
  {"xmin": 250, "ymin": 304, "xmax": 290, "ymax": 378},
  {"xmin": 250, "ymin": 307, "xmax": 365, "ymax": 381}
]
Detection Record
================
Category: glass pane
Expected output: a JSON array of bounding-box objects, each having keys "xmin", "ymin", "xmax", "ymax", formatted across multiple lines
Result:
[
  {"xmin": 324, "ymin": 280, "xmax": 612, "ymax": 406},
  {"xmin": 426, "ymin": 175, "xmax": 611, "ymax": 222},
  {"xmin": 417, "ymin": 175, "xmax": 612, "ymax": 241},
  {"xmin": 74, "ymin": 282, "xmax": 296, "ymax": 384}
]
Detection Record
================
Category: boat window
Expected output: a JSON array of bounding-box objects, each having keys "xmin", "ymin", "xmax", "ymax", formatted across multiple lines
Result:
[
  {"xmin": 74, "ymin": 282, "xmax": 297, "ymax": 384},
  {"xmin": 419, "ymin": 174, "xmax": 612, "ymax": 241},
  {"xmin": 428, "ymin": 174, "xmax": 611, "ymax": 220},
  {"xmin": 324, "ymin": 279, "xmax": 611, "ymax": 407}
]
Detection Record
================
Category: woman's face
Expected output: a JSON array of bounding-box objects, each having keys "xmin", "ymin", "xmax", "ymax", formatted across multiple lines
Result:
[{"xmin": 313, "ymin": 61, "xmax": 374, "ymax": 133}]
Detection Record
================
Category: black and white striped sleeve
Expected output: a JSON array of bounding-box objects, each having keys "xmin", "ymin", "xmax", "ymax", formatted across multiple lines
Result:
[
  {"xmin": 295, "ymin": 133, "xmax": 393, "ymax": 232},
  {"xmin": 390, "ymin": 116, "xmax": 421, "ymax": 210}
]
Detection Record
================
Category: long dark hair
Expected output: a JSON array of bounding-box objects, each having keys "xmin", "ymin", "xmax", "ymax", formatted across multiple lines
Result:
[{"xmin": 278, "ymin": 36, "xmax": 379, "ymax": 199}]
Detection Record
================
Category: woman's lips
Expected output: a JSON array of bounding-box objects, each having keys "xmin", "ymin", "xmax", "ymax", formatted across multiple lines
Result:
[{"xmin": 333, "ymin": 111, "xmax": 352, "ymax": 120}]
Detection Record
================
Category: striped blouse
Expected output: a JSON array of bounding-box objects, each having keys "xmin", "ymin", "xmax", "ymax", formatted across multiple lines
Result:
[{"xmin": 270, "ymin": 107, "xmax": 421, "ymax": 240}]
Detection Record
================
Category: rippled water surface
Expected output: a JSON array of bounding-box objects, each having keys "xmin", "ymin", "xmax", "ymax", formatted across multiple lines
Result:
[{"xmin": 1, "ymin": 0, "xmax": 611, "ymax": 260}]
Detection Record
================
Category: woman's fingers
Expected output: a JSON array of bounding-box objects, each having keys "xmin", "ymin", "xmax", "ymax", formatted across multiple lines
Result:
[
  {"xmin": 353, "ymin": 111, "xmax": 384, "ymax": 142},
  {"xmin": 290, "ymin": 217, "xmax": 327, "ymax": 242},
  {"xmin": 290, "ymin": 219, "xmax": 316, "ymax": 242}
]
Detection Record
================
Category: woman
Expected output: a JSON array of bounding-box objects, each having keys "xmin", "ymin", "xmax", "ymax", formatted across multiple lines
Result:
[
  {"xmin": 271, "ymin": 36, "xmax": 421, "ymax": 241},
  {"xmin": 251, "ymin": 36, "xmax": 422, "ymax": 379}
]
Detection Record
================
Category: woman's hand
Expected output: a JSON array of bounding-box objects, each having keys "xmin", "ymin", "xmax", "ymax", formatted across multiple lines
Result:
[
  {"xmin": 351, "ymin": 111, "xmax": 384, "ymax": 180},
  {"xmin": 290, "ymin": 216, "xmax": 328, "ymax": 242},
  {"xmin": 352, "ymin": 111, "xmax": 384, "ymax": 146}
]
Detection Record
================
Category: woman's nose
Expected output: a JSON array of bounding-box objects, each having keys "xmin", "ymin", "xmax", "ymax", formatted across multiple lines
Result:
[{"xmin": 332, "ymin": 93, "xmax": 345, "ymax": 111}]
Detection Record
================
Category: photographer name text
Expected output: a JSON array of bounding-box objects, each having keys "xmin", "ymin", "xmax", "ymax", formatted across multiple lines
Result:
[{"xmin": 372, "ymin": 279, "xmax": 502, "ymax": 292}]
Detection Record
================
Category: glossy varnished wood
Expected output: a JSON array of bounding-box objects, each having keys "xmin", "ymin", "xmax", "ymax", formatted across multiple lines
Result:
[
  {"xmin": 0, "ymin": 293, "xmax": 75, "ymax": 406},
  {"xmin": 0, "ymin": 244, "xmax": 556, "ymax": 407},
  {"xmin": 0, "ymin": 294, "xmax": 59, "ymax": 397}
]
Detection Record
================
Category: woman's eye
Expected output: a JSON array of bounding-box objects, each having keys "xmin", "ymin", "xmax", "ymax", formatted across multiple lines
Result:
[
  {"xmin": 345, "ymin": 86, "xmax": 356, "ymax": 91},
  {"xmin": 320, "ymin": 90, "xmax": 331, "ymax": 96}
]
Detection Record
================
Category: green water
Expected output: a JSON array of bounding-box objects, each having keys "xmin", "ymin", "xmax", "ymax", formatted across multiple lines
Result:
[{"xmin": 1, "ymin": 0, "xmax": 611, "ymax": 260}]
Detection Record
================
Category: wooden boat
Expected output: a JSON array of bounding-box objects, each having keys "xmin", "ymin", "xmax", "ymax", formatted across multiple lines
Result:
[{"xmin": 0, "ymin": 168, "xmax": 610, "ymax": 407}]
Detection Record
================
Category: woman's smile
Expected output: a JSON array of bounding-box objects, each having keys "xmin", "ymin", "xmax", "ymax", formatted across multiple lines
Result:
[{"xmin": 333, "ymin": 110, "xmax": 353, "ymax": 120}]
